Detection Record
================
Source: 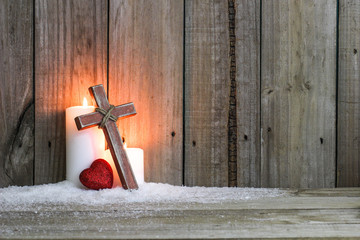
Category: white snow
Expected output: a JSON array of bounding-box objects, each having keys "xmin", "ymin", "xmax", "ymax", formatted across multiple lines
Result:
[{"xmin": 0, "ymin": 181, "xmax": 286, "ymax": 210}]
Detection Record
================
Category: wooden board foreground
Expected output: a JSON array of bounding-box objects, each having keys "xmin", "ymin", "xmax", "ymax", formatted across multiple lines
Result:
[{"xmin": 1, "ymin": 188, "xmax": 359, "ymax": 239}]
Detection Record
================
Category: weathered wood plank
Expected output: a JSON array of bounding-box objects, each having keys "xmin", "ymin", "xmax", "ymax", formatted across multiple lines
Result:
[
  {"xmin": 337, "ymin": 0, "xmax": 360, "ymax": 187},
  {"xmin": 184, "ymin": 0, "xmax": 230, "ymax": 187},
  {"xmin": 34, "ymin": 0, "xmax": 107, "ymax": 184},
  {"xmin": 261, "ymin": 0, "xmax": 337, "ymax": 188},
  {"xmin": 1, "ymin": 188, "xmax": 360, "ymax": 239},
  {"xmin": 1, "ymin": 209, "xmax": 360, "ymax": 239},
  {"xmin": 0, "ymin": 0, "xmax": 33, "ymax": 187},
  {"xmin": 109, "ymin": 0, "xmax": 183, "ymax": 185},
  {"xmin": 235, "ymin": 0, "xmax": 261, "ymax": 187}
]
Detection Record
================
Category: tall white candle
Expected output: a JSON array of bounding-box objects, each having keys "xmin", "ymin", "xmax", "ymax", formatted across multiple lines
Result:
[
  {"xmin": 66, "ymin": 98, "xmax": 105, "ymax": 188},
  {"xmin": 103, "ymin": 146, "xmax": 144, "ymax": 187}
]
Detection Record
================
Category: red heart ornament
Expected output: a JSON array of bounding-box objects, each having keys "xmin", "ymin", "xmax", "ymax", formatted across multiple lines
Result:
[{"xmin": 79, "ymin": 159, "xmax": 113, "ymax": 190}]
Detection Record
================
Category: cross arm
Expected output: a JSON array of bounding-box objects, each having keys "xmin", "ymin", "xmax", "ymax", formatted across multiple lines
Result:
[{"xmin": 74, "ymin": 103, "xmax": 136, "ymax": 130}]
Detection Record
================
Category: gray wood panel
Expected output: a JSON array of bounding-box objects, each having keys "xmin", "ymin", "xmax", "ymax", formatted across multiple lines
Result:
[
  {"xmin": 34, "ymin": 0, "xmax": 107, "ymax": 184},
  {"xmin": 337, "ymin": 0, "xmax": 360, "ymax": 187},
  {"xmin": 109, "ymin": 0, "xmax": 184, "ymax": 185},
  {"xmin": 261, "ymin": 0, "xmax": 337, "ymax": 188},
  {"xmin": 235, "ymin": 0, "xmax": 261, "ymax": 187},
  {"xmin": 0, "ymin": 0, "xmax": 34, "ymax": 187},
  {"xmin": 184, "ymin": 0, "xmax": 230, "ymax": 187}
]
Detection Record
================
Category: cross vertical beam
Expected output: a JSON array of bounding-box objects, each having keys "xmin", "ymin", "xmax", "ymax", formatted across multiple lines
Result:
[{"xmin": 75, "ymin": 84, "xmax": 138, "ymax": 190}]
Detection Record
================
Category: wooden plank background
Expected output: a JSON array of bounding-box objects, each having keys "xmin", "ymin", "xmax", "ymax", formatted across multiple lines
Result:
[
  {"xmin": 184, "ymin": 0, "xmax": 230, "ymax": 187},
  {"xmin": 337, "ymin": 0, "xmax": 360, "ymax": 187},
  {"xmin": 235, "ymin": 0, "xmax": 261, "ymax": 187},
  {"xmin": 0, "ymin": 0, "xmax": 359, "ymax": 188},
  {"xmin": 34, "ymin": 0, "xmax": 108, "ymax": 184},
  {"xmin": 109, "ymin": 0, "xmax": 183, "ymax": 186},
  {"xmin": 0, "ymin": 0, "xmax": 33, "ymax": 186},
  {"xmin": 261, "ymin": 0, "xmax": 337, "ymax": 188}
]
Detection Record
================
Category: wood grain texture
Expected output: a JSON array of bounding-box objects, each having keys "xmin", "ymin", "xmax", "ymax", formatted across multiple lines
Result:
[
  {"xmin": 1, "ymin": 188, "xmax": 360, "ymax": 239},
  {"xmin": 109, "ymin": 0, "xmax": 183, "ymax": 185},
  {"xmin": 337, "ymin": 0, "xmax": 360, "ymax": 187},
  {"xmin": 34, "ymin": 0, "xmax": 107, "ymax": 184},
  {"xmin": 235, "ymin": 0, "xmax": 261, "ymax": 187},
  {"xmin": 184, "ymin": 0, "xmax": 230, "ymax": 187},
  {"xmin": 2, "ymin": 210, "xmax": 360, "ymax": 239},
  {"xmin": 261, "ymin": 0, "xmax": 337, "ymax": 188},
  {"xmin": 0, "ymin": 0, "xmax": 33, "ymax": 187}
]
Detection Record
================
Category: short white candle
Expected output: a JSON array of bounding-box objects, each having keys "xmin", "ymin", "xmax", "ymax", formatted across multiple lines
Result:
[
  {"xmin": 66, "ymin": 98, "xmax": 105, "ymax": 188},
  {"xmin": 102, "ymin": 150, "xmax": 121, "ymax": 187},
  {"xmin": 103, "ymin": 145, "xmax": 144, "ymax": 187}
]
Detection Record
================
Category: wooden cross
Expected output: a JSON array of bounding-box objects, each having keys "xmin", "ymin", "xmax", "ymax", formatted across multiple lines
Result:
[{"xmin": 74, "ymin": 84, "xmax": 139, "ymax": 190}]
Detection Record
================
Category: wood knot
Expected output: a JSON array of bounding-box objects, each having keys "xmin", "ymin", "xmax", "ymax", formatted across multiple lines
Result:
[
  {"xmin": 286, "ymin": 83, "xmax": 292, "ymax": 92},
  {"xmin": 303, "ymin": 81, "xmax": 311, "ymax": 90}
]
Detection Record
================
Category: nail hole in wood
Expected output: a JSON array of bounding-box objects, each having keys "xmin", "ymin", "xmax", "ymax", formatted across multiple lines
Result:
[
  {"xmin": 48, "ymin": 141, "xmax": 51, "ymax": 148},
  {"xmin": 192, "ymin": 141, "xmax": 196, "ymax": 147},
  {"xmin": 354, "ymin": 49, "xmax": 357, "ymax": 55},
  {"xmin": 267, "ymin": 127, "xmax": 271, "ymax": 132},
  {"xmin": 244, "ymin": 135, "xmax": 248, "ymax": 140},
  {"xmin": 87, "ymin": 38, "xmax": 92, "ymax": 49},
  {"xmin": 320, "ymin": 138, "xmax": 324, "ymax": 144},
  {"xmin": 122, "ymin": 137, "xmax": 125, "ymax": 143},
  {"xmin": 171, "ymin": 131, "xmax": 176, "ymax": 137}
]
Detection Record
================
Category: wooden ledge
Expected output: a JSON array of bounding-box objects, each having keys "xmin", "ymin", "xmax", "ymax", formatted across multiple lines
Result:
[{"xmin": 0, "ymin": 188, "xmax": 359, "ymax": 239}]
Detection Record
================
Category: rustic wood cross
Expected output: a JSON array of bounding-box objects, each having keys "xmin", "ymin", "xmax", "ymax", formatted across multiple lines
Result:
[{"xmin": 74, "ymin": 84, "xmax": 138, "ymax": 190}]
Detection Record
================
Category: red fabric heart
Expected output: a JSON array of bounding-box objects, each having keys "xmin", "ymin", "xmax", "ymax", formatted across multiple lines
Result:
[{"xmin": 79, "ymin": 159, "xmax": 113, "ymax": 190}]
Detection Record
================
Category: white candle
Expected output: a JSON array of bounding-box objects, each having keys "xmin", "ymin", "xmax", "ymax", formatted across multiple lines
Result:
[
  {"xmin": 103, "ymin": 146, "xmax": 144, "ymax": 187},
  {"xmin": 102, "ymin": 150, "xmax": 121, "ymax": 187},
  {"xmin": 125, "ymin": 147, "xmax": 145, "ymax": 185},
  {"xmin": 66, "ymin": 98, "xmax": 105, "ymax": 188}
]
